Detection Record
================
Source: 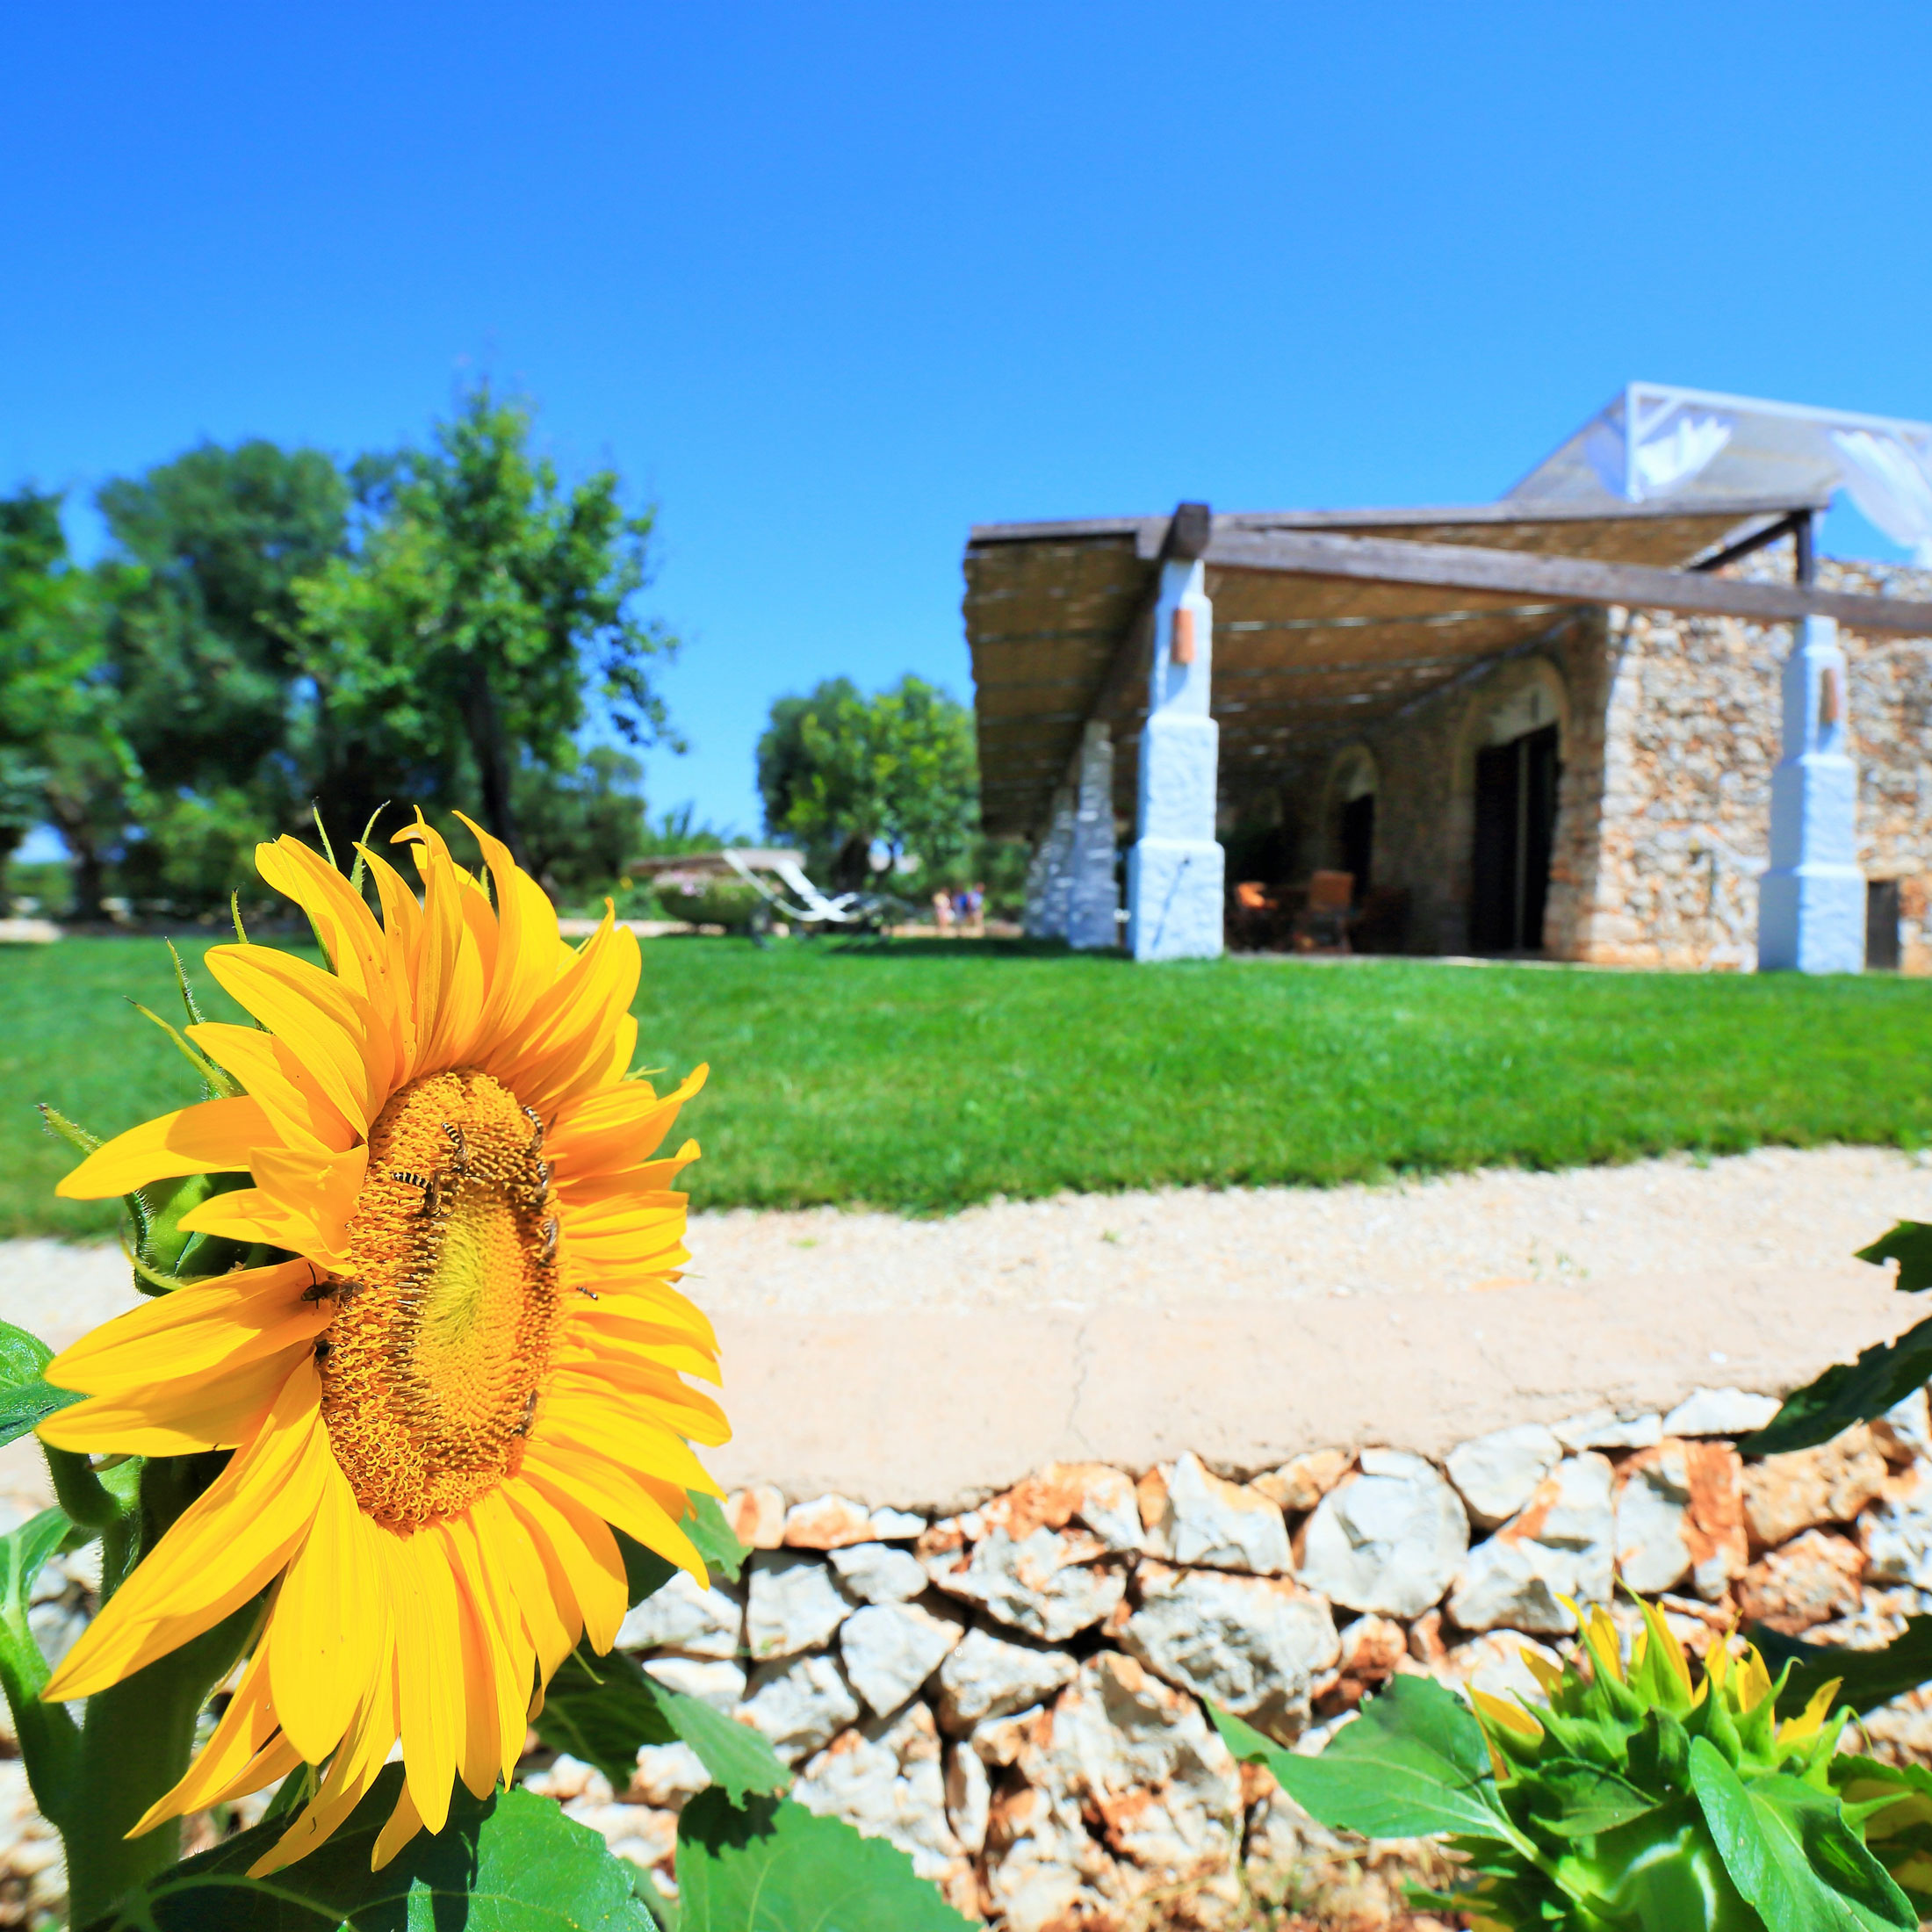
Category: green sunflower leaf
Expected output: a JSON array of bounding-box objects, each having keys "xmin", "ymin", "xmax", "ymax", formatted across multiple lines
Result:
[
  {"xmin": 1749, "ymin": 1615, "xmax": 1932, "ymax": 1716},
  {"xmin": 536, "ymin": 1646, "xmax": 789, "ymax": 1804},
  {"xmin": 1740, "ymin": 1315, "xmax": 1932, "ymax": 1456},
  {"xmin": 1688, "ymin": 1741, "xmax": 1914, "ymax": 1932},
  {"xmin": 674, "ymin": 1790, "xmax": 973, "ymax": 1931},
  {"xmin": 684, "ymin": 1493, "xmax": 749, "ymax": 1585},
  {"xmin": 1856, "ymin": 1221, "xmax": 1932, "ymax": 1294},
  {"xmin": 80, "ymin": 1765, "xmax": 659, "ymax": 1930},
  {"xmin": 0, "ymin": 1504, "xmax": 79, "ymax": 1820},
  {"xmin": 1208, "ymin": 1678, "xmax": 1519, "ymax": 1844},
  {"xmin": 0, "ymin": 1320, "xmax": 80, "ymax": 1448}
]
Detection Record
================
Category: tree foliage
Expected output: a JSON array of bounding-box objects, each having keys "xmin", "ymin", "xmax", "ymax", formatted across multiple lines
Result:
[
  {"xmin": 756, "ymin": 674, "xmax": 977, "ymax": 889},
  {"xmin": 0, "ymin": 386, "xmax": 682, "ymax": 912},
  {"xmin": 291, "ymin": 383, "xmax": 679, "ymax": 863}
]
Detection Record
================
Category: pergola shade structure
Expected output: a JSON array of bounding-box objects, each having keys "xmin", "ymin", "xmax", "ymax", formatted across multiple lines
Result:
[{"xmin": 964, "ymin": 491, "xmax": 1932, "ymax": 967}]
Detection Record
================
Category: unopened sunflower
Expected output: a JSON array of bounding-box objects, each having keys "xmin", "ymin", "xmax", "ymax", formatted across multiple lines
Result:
[{"xmin": 38, "ymin": 819, "xmax": 725, "ymax": 1872}]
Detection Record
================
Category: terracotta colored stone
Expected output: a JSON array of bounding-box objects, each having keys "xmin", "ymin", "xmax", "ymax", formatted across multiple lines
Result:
[
  {"xmin": 1251, "ymin": 1449, "xmax": 1352, "ymax": 1515},
  {"xmin": 783, "ymin": 1494, "xmax": 881, "ymax": 1550},
  {"xmin": 1741, "ymin": 1426, "xmax": 1887, "ymax": 1547},
  {"xmin": 1735, "ymin": 1529, "xmax": 1864, "ymax": 1634},
  {"xmin": 725, "ymin": 1484, "xmax": 786, "ymax": 1550},
  {"xmin": 974, "ymin": 1460, "xmax": 1142, "ymax": 1553},
  {"xmin": 1616, "ymin": 1438, "xmax": 1747, "ymax": 1600}
]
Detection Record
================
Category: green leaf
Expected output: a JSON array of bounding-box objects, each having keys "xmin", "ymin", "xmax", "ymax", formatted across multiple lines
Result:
[
  {"xmin": 1688, "ymin": 1740, "xmax": 1914, "ymax": 1932},
  {"xmin": 83, "ymin": 1764, "xmax": 658, "ymax": 1930},
  {"xmin": 0, "ymin": 1503, "xmax": 80, "ymax": 1820},
  {"xmin": 536, "ymin": 1646, "xmax": 789, "ymax": 1804},
  {"xmin": 1749, "ymin": 1617, "xmax": 1932, "ymax": 1716},
  {"xmin": 1856, "ymin": 1222, "xmax": 1932, "ymax": 1294},
  {"xmin": 685, "ymin": 1492, "xmax": 749, "ymax": 1586},
  {"xmin": 674, "ymin": 1791, "xmax": 973, "ymax": 1931},
  {"xmin": 1522, "ymin": 1759, "xmax": 1662, "ymax": 1839},
  {"xmin": 1741, "ymin": 1316, "xmax": 1932, "ymax": 1456},
  {"xmin": 0, "ymin": 1318, "xmax": 52, "ymax": 1392},
  {"xmin": 1208, "ymin": 1680, "xmax": 1517, "ymax": 1844},
  {"xmin": 0, "ymin": 1374, "xmax": 81, "ymax": 1449}
]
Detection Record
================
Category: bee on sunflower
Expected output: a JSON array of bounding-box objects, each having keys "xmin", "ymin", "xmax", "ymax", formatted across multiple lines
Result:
[{"xmin": 35, "ymin": 818, "xmax": 726, "ymax": 1880}]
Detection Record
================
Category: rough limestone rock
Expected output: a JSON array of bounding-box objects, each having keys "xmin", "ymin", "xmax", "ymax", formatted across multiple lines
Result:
[
  {"xmin": 746, "ymin": 1551, "xmax": 853, "ymax": 1662},
  {"xmin": 935, "ymin": 1626, "xmax": 1081, "ymax": 1732},
  {"xmin": 739, "ymin": 1652, "xmax": 861, "ymax": 1763},
  {"xmin": 1011, "ymin": 1653, "xmax": 1243, "ymax": 1906},
  {"xmin": 641, "ymin": 1656, "xmax": 746, "ymax": 1712},
  {"xmin": 724, "ymin": 1484, "xmax": 786, "ymax": 1549},
  {"xmin": 1445, "ymin": 1424, "xmax": 1562, "ymax": 1530},
  {"xmin": 1553, "ymin": 1409, "xmax": 1662, "ymax": 1452},
  {"xmin": 840, "ymin": 1601, "xmax": 966, "ymax": 1717},
  {"xmin": 984, "ymin": 1777, "xmax": 1106, "ymax": 1932},
  {"xmin": 784, "ymin": 1495, "xmax": 925, "ymax": 1550},
  {"xmin": 1434, "ymin": 1631, "xmax": 1562, "ymax": 1705},
  {"xmin": 829, "ymin": 1541, "xmax": 929, "ymax": 1605},
  {"xmin": 1662, "ymin": 1387, "xmax": 1782, "ymax": 1438},
  {"xmin": 1616, "ymin": 1438, "xmax": 1748, "ymax": 1599},
  {"xmin": 1252, "ymin": 1448, "xmax": 1352, "ymax": 1515},
  {"xmin": 1121, "ymin": 1560, "xmax": 1338, "ymax": 1740},
  {"xmin": 1449, "ymin": 1453, "xmax": 1615, "ymax": 1633},
  {"xmin": 945, "ymin": 1741, "xmax": 991, "ymax": 1855},
  {"xmin": 1736, "ymin": 1529, "xmax": 1865, "ymax": 1634},
  {"xmin": 1864, "ymin": 1467, "xmax": 1932, "ymax": 1590},
  {"xmin": 971, "ymin": 1461, "xmax": 1143, "ymax": 1554},
  {"xmin": 1299, "ymin": 1449, "xmax": 1469, "ymax": 1618},
  {"xmin": 1140, "ymin": 1451, "xmax": 1292, "ymax": 1574},
  {"xmin": 631, "ymin": 1741, "xmax": 712, "ymax": 1808},
  {"xmin": 925, "ymin": 1525, "xmax": 1127, "ymax": 1642},
  {"xmin": 1874, "ymin": 1388, "xmax": 1932, "ymax": 1466},
  {"xmin": 793, "ymin": 1702, "xmax": 970, "ymax": 1894},
  {"xmin": 615, "ymin": 1570, "xmax": 742, "ymax": 1659},
  {"xmin": 1743, "ymin": 1427, "xmax": 1889, "ymax": 1546}
]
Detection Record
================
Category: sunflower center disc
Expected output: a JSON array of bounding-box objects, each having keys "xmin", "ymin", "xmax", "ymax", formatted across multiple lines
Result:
[{"xmin": 320, "ymin": 1067, "xmax": 563, "ymax": 1530}]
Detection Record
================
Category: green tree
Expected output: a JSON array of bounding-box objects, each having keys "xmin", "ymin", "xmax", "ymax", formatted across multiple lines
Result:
[
  {"xmin": 0, "ymin": 488, "xmax": 138, "ymax": 915},
  {"xmin": 292, "ymin": 382, "xmax": 680, "ymax": 862},
  {"xmin": 513, "ymin": 744, "xmax": 650, "ymax": 905},
  {"xmin": 95, "ymin": 440, "xmax": 350, "ymax": 908},
  {"xmin": 756, "ymin": 674, "xmax": 977, "ymax": 890}
]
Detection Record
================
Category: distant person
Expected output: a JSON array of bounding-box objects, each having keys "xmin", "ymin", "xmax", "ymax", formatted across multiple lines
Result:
[
  {"xmin": 966, "ymin": 883, "xmax": 985, "ymax": 934},
  {"xmin": 932, "ymin": 889, "xmax": 954, "ymax": 934}
]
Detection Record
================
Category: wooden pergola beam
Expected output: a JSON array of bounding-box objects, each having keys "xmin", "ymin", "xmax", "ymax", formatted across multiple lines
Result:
[{"xmin": 1202, "ymin": 527, "xmax": 1932, "ymax": 634}]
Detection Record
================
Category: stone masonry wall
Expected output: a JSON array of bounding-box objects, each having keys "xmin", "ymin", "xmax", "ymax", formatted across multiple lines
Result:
[
  {"xmin": 540, "ymin": 1385, "xmax": 1932, "ymax": 1929},
  {"xmin": 10, "ymin": 1382, "xmax": 1932, "ymax": 1925},
  {"xmin": 1260, "ymin": 550, "xmax": 1932, "ymax": 969}
]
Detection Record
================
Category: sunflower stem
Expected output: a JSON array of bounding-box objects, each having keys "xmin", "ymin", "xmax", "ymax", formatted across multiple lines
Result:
[
  {"xmin": 60, "ymin": 1599, "xmax": 257, "ymax": 1924},
  {"xmin": 43, "ymin": 1446, "xmax": 121, "ymax": 1532}
]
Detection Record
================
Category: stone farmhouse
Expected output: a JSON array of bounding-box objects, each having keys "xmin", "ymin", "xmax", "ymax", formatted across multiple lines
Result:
[{"xmin": 964, "ymin": 385, "xmax": 1932, "ymax": 972}]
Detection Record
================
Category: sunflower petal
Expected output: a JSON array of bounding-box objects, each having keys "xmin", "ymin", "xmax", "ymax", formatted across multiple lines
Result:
[{"xmin": 54, "ymin": 1096, "xmax": 270, "ymax": 1199}]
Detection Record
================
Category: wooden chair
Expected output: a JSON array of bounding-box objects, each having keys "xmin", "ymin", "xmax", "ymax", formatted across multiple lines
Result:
[{"xmin": 1291, "ymin": 869, "xmax": 1355, "ymax": 952}]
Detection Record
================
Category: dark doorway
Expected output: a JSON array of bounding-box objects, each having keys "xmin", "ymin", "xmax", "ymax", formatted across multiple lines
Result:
[
  {"xmin": 1470, "ymin": 723, "xmax": 1561, "ymax": 953},
  {"xmin": 1868, "ymin": 879, "xmax": 1901, "ymax": 971},
  {"xmin": 1339, "ymin": 792, "xmax": 1374, "ymax": 900}
]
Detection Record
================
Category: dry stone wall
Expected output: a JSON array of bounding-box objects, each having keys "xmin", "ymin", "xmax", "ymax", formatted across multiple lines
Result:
[{"xmin": 520, "ymin": 1384, "xmax": 1932, "ymax": 1929}]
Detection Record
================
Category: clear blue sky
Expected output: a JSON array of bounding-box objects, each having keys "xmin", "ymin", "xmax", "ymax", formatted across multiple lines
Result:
[{"xmin": 5, "ymin": 4, "xmax": 1928, "ymax": 834}]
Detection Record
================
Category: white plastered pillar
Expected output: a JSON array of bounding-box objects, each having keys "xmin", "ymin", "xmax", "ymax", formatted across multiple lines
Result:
[
  {"xmin": 1758, "ymin": 615, "xmax": 1864, "ymax": 972},
  {"xmin": 1022, "ymin": 782, "xmax": 1078, "ymax": 939},
  {"xmin": 1066, "ymin": 721, "xmax": 1118, "ymax": 949},
  {"xmin": 1127, "ymin": 555, "xmax": 1222, "ymax": 960}
]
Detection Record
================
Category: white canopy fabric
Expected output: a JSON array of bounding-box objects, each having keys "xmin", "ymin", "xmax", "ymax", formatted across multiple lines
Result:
[{"xmin": 1510, "ymin": 382, "xmax": 1932, "ymax": 564}]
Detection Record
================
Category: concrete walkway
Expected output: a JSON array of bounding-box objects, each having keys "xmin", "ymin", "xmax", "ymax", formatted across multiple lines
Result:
[{"xmin": 3, "ymin": 1145, "xmax": 1927, "ymax": 1515}]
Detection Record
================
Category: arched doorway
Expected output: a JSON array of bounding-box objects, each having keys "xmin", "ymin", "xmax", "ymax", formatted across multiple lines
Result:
[
  {"xmin": 1469, "ymin": 681, "xmax": 1562, "ymax": 954},
  {"xmin": 1326, "ymin": 746, "xmax": 1377, "ymax": 900}
]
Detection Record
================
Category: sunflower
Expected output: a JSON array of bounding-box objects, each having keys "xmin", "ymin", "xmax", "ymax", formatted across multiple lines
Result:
[{"xmin": 38, "ymin": 818, "xmax": 726, "ymax": 1874}]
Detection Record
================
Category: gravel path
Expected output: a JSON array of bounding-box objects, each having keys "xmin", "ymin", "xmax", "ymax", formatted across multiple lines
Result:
[{"xmin": 3, "ymin": 1144, "xmax": 1926, "ymax": 1514}]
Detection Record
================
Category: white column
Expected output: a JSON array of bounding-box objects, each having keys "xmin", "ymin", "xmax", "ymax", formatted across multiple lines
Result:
[
  {"xmin": 1758, "ymin": 615, "xmax": 1864, "ymax": 972},
  {"xmin": 1127, "ymin": 556, "xmax": 1222, "ymax": 960},
  {"xmin": 1022, "ymin": 783, "xmax": 1077, "ymax": 940},
  {"xmin": 1066, "ymin": 721, "xmax": 1118, "ymax": 950}
]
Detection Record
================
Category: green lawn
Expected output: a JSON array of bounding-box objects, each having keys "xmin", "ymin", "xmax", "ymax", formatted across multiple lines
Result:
[{"xmin": 4, "ymin": 934, "xmax": 1931, "ymax": 1238}]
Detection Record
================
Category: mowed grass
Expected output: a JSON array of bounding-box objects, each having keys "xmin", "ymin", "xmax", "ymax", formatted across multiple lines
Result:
[{"xmin": 5, "ymin": 932, "xmax": 1931, "ymax": 1240}]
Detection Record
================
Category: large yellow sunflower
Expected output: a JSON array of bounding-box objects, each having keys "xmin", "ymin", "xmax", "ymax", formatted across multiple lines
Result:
[{"xmin": 38, "ymin": 818, "xmax": 725, "ymax": 1873}]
